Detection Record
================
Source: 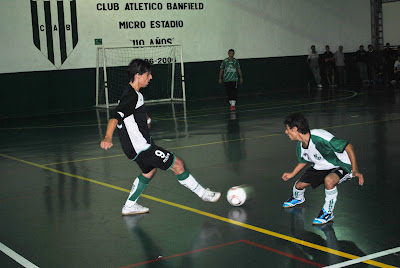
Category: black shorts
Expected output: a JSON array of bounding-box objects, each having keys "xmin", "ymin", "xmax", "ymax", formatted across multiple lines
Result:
[
  {"xmin": 134, "ymin": 145, "xmax": 176, "ymax": 174},
  {"xmin": 299, "ymin": 167, "xmax": 352, "ymax": 189}
]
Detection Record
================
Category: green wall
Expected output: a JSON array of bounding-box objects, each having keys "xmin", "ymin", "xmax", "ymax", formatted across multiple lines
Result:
[{"xmin": 0, "ymin": 54, "xmax": 360, "ymax": 118}]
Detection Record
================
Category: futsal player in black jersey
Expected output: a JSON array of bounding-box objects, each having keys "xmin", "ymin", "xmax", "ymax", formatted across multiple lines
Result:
[{"xmin": 100, "ymin": 59, "xmax": 221, "ymax": 215}]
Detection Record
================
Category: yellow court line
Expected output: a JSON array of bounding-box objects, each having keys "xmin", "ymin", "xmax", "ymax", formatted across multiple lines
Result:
[
  {"xmin": 43, "ymin": 116, "xmax": 400, "ymax": 166},
  {"xmin": 0, "ymin": 152, "xmax": 395, "ymax": 268}
]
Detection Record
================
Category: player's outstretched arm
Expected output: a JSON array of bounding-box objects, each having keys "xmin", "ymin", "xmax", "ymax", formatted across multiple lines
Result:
[
  {"xmin": 282, "ymin": 163, "xmax": 307, "ymax": 181},
  {"xmin": 345, "ymin": 143, "xmax": 364, "ymax": 186},
  {"xmin": 100, "ymin": 118, "xmax": 118, "ymax": 150}
]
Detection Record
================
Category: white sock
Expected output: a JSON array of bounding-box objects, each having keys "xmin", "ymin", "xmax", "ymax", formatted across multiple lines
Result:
[
  {"xmin": 179, "ymin": 174, "xmax": 206, "ymax": 198},
  {"xmin": 231, "ymin": 100, "xmax": 236, "ymax": 106},
  {"xmin": 293, "ymin": 184, "xmax": 305, "ymax": 200},
  {"xmin": 229, "ymin": 100, "xmax": 233, "ymax": 106},
  {"xmin": 323, "ymin": 187, "xmax": 338, "ymax": 213}
]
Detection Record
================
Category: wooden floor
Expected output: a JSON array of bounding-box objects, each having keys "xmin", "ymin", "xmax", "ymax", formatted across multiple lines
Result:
[{"xmin": 1, "ymin": 86, "xmax": 400, "ymax": 267}]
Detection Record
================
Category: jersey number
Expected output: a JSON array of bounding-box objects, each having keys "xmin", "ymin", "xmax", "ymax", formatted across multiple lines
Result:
[{"xmin": 155, "ymin": 150, "xmax": 166, "ymax": 159}]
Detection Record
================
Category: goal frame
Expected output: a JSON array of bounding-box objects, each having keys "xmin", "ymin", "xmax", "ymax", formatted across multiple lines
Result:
[{"xmin": 95, "ymin": 44, "xmax": 186, "ymax": 108}]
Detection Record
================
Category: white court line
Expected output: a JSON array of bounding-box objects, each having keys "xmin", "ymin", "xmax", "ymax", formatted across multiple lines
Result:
[
  {"xmin": 324, "ymin": 246, "xmax": 400, "ymax": 268},
  {"xmin": 0, "ymin": 242, "xmax": 39, "ymax": 268}
]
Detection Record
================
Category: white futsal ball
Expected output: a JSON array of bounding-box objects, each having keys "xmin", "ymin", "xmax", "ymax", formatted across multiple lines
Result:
[{"xmin": 227, "ymin": 186, "xmax": 247, "ymax": 206}]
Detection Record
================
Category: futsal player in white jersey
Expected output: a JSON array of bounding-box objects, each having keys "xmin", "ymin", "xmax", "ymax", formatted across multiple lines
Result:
[
  {"xmin": 281, "ymin": 113, "xmax": 364, "ymax": 225},
  {"xmin": 100, "ymin": 59, "xmax": 221, "ymax": 215}
]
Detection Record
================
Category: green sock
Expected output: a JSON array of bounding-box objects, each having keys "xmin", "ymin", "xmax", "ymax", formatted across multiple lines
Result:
[{"xmin": 125, "ymin": 174, "xmax": 150, "ymax": 206}]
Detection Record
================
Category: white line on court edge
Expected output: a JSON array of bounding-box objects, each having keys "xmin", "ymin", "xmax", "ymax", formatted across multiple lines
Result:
[
  {"xmin": 0, "ymin": 242, "xmax": 39, "ymax": 268},
  {"xmin": 324, "ymin": 246, "xmax": 400, "ymax": 268}
]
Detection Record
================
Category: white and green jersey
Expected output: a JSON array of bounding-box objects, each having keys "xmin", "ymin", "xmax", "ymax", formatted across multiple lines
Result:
[
  {"xmin": 220, "ymin": 58, "xmax": 240, "ymax": 82},
  {"xmin": 297, "ymin": 129, "xmax": 352, "ymax": 173}
]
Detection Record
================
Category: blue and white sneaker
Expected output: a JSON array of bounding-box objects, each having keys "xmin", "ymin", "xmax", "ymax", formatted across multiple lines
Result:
[
  {"xmin": 282, "ymin": 196, "xmax": 305, "ymax": 208},
  {"xmin": 312, "ymin": 209, "xmax": 334, "ymax": 225}
]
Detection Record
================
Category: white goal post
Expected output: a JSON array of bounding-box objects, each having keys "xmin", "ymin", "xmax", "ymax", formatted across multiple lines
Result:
[{"xmin": 96, "ymin": 44, "xmax": 186, "ymax": 108}]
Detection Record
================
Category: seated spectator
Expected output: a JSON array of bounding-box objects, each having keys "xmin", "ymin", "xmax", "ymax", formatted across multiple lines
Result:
[
  {"xmin": 322, "ymin": 45, "xmax": 335, "ymax": 87},
  {"xmin": 307, "ymin": 45, "xmax": 322, "ymax": 88},
  {"xmin": 334, "ymin": 46, "xmax": 346, "ymax": 86}
]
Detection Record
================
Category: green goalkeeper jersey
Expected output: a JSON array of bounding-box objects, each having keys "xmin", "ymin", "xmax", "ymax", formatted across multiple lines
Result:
[
  {"xmin": 296, "ymin": 129, "xmax": 352, "ymax": 173},
  {"xmin": 220, "ymin": 58, "xmax": 240, "ymax": 82}
]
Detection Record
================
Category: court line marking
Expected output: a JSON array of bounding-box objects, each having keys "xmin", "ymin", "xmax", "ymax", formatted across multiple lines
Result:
[
  {"xmin": 324, "ymin": 246, "xmax": 400, "ymax": 268},
  {"xmin": 153, "ymin": 89, "xmax": 357, "ymax": 119},
  {"xmin": 121, "ymin": 239, "xmax": 324, "ymax": 268},
  {"xmin": 158, "ymin": 91, "xmax": 358, "ymax": 120},
  {"xmin": 0, "ymin": 90, "xmax": 357, "ymax": 130},
  {"xmin": 0, "ymin": 241, "xmax": 40, "ymax": 268},
  {"xmin": 42, "ymin": 116, "xmax": 400, "ymax": 166},
  {"xmin": 0, "ymin": 153, "xmax": 395, "ymax": 268},
  {"xmin": 41, "ymin": 133, "xmax": 282, "ymax": 166},
  {"xmin": 241, "ymin": 240, "xmax": 324, "ymax": 267}
]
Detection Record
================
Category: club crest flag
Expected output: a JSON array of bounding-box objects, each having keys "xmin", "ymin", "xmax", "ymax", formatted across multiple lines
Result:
[{"xmin": 30, "ymin": 0, "xmax": 79, "ymax": 69}]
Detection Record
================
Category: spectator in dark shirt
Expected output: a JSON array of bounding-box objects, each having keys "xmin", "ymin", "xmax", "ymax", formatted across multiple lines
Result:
[
  {"xmin": 382, "ymin": 43, "xmax": 395, "ymax": 85},
  {"xmin": 367, "ymin": 45, "xmax": 378, "ymax": 84},
  {"xmin": 322, "ymin": 45, "xmax": 335, "ymax": 86},
  {"xmin": 355, "ymin": 45, "xmax": 368, "ymax": 84}
]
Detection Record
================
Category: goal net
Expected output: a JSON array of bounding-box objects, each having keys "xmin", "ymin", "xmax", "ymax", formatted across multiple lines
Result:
[{"xmin": 96, "ymin": 44, "xmax": 186, "ymax": 108}]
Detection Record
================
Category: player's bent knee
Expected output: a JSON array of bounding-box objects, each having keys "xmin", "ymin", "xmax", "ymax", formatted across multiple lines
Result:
[
  {"xmin": 324, "ymin": 175, "xmax": 339, "ymax": 189},
  {"xmin": 171, "ymin": 157, "xmax": 184, "ymax": 174},
  {"xmin": 143, "ymin": 168, "xmax": 157, "ymax": 179},
  {"xmin": 295, "ymin": 181, "xmax": 308, "ymax": 190}
]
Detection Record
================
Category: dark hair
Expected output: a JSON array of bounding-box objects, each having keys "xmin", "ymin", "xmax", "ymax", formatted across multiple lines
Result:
[
  {"xmin": 127, "ymin": 59, "xmax": 152, "ymax": 82},
  {"xmin": 325, "ymin": 45, "xmax": 330, "ymax": 48},
  {"xmin": 311, "ymin": 45, "xmax": 315, "ymax": 48},
  {"xmin": 284, "ymin": 112, "xmax": 310, "ymax": 134},
  {"xmin": 228, "ymin": 49, "xmax": 235, "ymax": 53}
]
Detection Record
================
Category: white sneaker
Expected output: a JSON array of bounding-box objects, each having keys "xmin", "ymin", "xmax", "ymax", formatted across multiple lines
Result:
[
  {"xmin": 122, "ymin": 203, "xmax": 149, "ymax": 215},
  {"xmin": 317, "ymin": 84, "xmax": 323, "ymax": 88},
  {"xmin": 201, "ymin": 189, "xmax": 221, "ymax": 202}
]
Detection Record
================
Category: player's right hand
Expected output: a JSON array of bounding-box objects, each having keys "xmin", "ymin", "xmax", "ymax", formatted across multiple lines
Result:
[
  {"xmin": 282, "ymin": 172, "xmax": 294, "ymax": 181},
  {"xmin": 100, "ymin": 138, "xmax": 113, "ymax": 150},
  {"xmin": 219, "ymin": 78, "xmax": 222, "ymax": 84}
]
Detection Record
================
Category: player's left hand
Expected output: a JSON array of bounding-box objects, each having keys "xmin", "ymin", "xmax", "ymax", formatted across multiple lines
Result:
[
  {"xmin": 353, "ymin": 171, "xmax": 364, "ymax": 186},
  {"xmin": 240, "ymin": 78, "xmax": 243, "ymax": 85}
]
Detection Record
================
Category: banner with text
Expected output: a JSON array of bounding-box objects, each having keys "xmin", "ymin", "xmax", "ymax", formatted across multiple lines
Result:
[{"xmin": 0, "ymin": 0, "xmax": 370, "ymax": 73}]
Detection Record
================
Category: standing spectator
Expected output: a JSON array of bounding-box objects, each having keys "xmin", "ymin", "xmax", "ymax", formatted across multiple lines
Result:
[
  {"xmin": 367, "ymin": 45, "xmax": 378, "ymax": 84},
  {"xmin": 219, "ymin": 49, "xmax": 243, "ymax": 111},
  {"xmin": 307, "ymin": 45, "xmax": 322, "ymax": 88},
  {"xmin": 394, "ymin": 55, "xmax": 400, "ymax": 84},
  {"xmin": 382, "ymin": 43, "xmax": 395, "ymax": 85},
  {"xmin": 355, "ymin": 45, "xmax": 368, "ymax": 84},
  {"xmin": 321, "ymin": 46, "xmax": 335, "ymax": 87},
  {"xmin": 334, "ymin": 46, "xmax": 346, "ymax": 87}
]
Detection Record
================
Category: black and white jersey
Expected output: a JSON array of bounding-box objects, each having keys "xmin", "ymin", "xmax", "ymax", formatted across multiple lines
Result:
[{"xmin": 113, "ymin": 84, "xmax": 151, "ymax": 160}]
